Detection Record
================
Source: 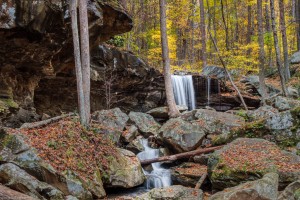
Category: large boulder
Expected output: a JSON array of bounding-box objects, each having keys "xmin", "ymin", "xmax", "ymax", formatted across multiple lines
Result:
[
  {"xmin": 291, "ymin": 51, "xmax": 300, "ymax": 64},
  {"xmin": 0, "ymin": 184, "xmax": 36, "ymax": 200},
  {"xmin": 171, "ymin": 163, "xmax": 207, "ymax": 187},
  {"xmin": 129, "ymin": 112, "xmax": 161, "ymax": 136},
  {"xmin": 159, "ymin": 118, "xmax": 206, "ymax": 152},
  {"xmin": 103, "ymin": 148, "xmax": 145, "ymax": 188},
  {"xmin": 278, "ymin": 180, "xmax": 300, "ymax": 200},
  {"xmin": 92, "ymin": 108, "xmax": 129, "ymax": 142},
  {"xmin": 208, "ymin": 138, "xmax": 300, "ymax": 190},
  {"xmin": 135, "ymin": 185, "xmax": 203, "ymax": 200},
  {"xmin": 209, "ymin": 173, "xmax": 278, "ymax": 200}
]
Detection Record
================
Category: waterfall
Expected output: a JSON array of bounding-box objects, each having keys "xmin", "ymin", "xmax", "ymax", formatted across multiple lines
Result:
[
  {"xmin": 207, "ymin": 77, "xmax": 211, "ymax": 106},
  {"xmin": 137, "ymin": 139, "xmax": 171, "ymax": 189},
  {"xmin": 171, "ymin": 75, "xmax": 196, "ymax": 110}
]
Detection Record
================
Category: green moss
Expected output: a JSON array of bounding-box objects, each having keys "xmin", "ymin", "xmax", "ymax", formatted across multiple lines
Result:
[{"xmin": 295, "ymin": 188, "xmax": 300, "ymax": 199}]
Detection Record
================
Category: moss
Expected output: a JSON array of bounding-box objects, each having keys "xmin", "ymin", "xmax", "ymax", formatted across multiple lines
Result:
[
  {"xmin": 0, "ymin": 134, "xmax": 14, "ymax": 150},
  {"xmin": 295, "ymin": 188, "xmax": 300, "ymax": 199}
]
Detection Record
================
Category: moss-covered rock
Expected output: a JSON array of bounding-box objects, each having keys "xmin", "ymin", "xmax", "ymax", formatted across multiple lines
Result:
[{"xmin": 208, "ymin": 138, "xmax": 300, "ymax": 190}]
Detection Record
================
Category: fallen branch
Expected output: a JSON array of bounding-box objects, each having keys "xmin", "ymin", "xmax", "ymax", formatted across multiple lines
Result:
[
  {"xmin": 140, "ymin": 146, "xmax": 222, "ymax": 165},
  {"xmin": 195, "ymin": 172, "xmax": 207, "ymax": 189},
  {"xmin": 20, "ymin": 113, "xmax": 75, "ymax": 129}
]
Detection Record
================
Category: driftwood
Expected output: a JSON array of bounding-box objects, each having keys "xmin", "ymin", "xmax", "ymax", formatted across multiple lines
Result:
[
  {"xmin": 140, "ymin": 146, "xmax": 222, "ymax": 165},
  {"xmin": 20, "ymin": 113, "xmax": 74, "ymax": 129},
  {"xmin": 195, "ymin": 172, "xmax": 208, "ymax": 189}
]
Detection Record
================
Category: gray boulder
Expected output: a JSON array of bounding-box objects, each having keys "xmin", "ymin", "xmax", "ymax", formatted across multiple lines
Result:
[
  {"xmin": 146, "ymin": 105, "xmax": 188, "ymax": 119},
  {"xmin": 122, "ymin": 125, "xmax": 140, "ymax": 143},
  {"xmin": 92, "ymin": 108, "xmax": 129, "ymax": 143},
  {"xmin": 103, "ymin": 148, "xmax": 145, "ymax": 188},
  {"xmin": 159, "ymin": 118, "xmax": 206, "ymax": 152},
  {"xmin": 208, "ymin": 138, "xmax": 300, "ymax": 190},
  {"xmin": 129, "ymin": 112, "xmax": 161, "ymax": 136},
  {"xmin": 278, "ymin": 180, "xmax": 300, "ymax": 200},
  {"xmin": 135, "ymin": 185, "xmax": 203, "ymax": 200},
  {"xmin": 291, "ymin": 51, "xmax": 300, "ymax": 64},
  {"xmin": 209, "ymin": 173, "xmax": 278, "ymax": 200}
]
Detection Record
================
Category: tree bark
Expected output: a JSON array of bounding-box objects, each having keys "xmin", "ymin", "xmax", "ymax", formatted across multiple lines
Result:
[
  {"xmin": 270, "ymin": 0, "xmax": 288, "ymax": 96},
  {"xmin": 220, "ymin": 0, "xmax": 229, "ymax": 50},
  {"xmin": 140, "ymin": 146, "xmax": 222, "ymax": 165},
  {"xmin": 257, "ymin": 0, "xmax": 267, "ymax": 105},
  {"xmin": 159, "ymin": 0, "xmax": 180, "ymax": 118},
  {"xmin": 279, "ymin": 0, "xmax": 291, "ymax": 80},
  {"xmin": 296, "ymin": 0, "xmax": 300, "ymax": 50},
  {"xmin": 78, "ymin": 0, "xmax": 91, "ymax": 124},
  {"xmin": 70, "ymin": 0, "xmax": 86, "ymax": 125},
  {"xmin": 199, "ymin": 0, "xmax": 207, "ymax": 68},
  {"xmin": 195, "ymin": 172, "xmax": 207, "ymax": 189}
]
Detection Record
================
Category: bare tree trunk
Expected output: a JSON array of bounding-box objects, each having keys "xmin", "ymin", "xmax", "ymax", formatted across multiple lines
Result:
[
  {"xmin": 270, "ymin": 0, "xmax": 288, "ymax": 96},
  {"xmin": 159, "ymin": 0, "xmax": 180, "ymax": 118},
  {"xmin": 208, "ymin": 30, "xmax": 248, "ymax": 111},
  {"xmin": 70, "ymin": 0, "xmax": 86, "ymax": 125},
  {"xmin": 78, "ymin": 0, "xmax": 91, "ymax": 124},
  {"xmin": 220, "ymin": 0, "xmax": 229, "ymax": 50},
  {"xmin": 257, "ymin": 0, "xmax": 267, "ymax": 105},
  {"xmin": 199, "ymin": 0, "xmax": 207, "ymax": 68},
  {"xmin": 265, "ymin": 0, "xmax": 273, "ymax": 68},
  {"xmin": 296, "ymin": 0, "xmax": 300, "ymax": 50},
  {"xmin": 279, "ymin": 0, "xmax": 291, "ymax": 80}
]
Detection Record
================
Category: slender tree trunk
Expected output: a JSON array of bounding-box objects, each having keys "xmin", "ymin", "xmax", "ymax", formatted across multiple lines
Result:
[
  {"xmin": 279, "ymin": 0, "xmax": 291, "ymax": 80},
  {"xmin": 265, "ymin": 0, "xmax": 273, "ymax": 68},
  {"xmin": 220, "ymin": 0, "xmax": 229, "ymax": 50},
  {"xmin": 70, "ymin": 0, "xmax": 86, "ymax": 125},
  {"xmin": 247, "ymin": 4, "xmax": 252, "ymax": 55},
  {"xmin": 296, "ymin": 0, "xmax": 300, "ymax": 50},
  {"xmin": 257, "ymin": 0, "xmax": 267, "ymax": 105},
  {"xmin": 78, "ymin": 0, "xmax": 91, "ymax": 124},
  {"xmin": 159, "ymin": 0, "xmax": 180, "ymax": 118},
  {"xmin": 199, "ymin": 0, "xmax": 207, "ymax": 68},
  {"xmin": 270, "ymin": 0, "xmax": 288, "ymax": 96}
]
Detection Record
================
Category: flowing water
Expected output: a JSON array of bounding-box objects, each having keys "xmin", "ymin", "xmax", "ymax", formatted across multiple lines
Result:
[
  {"xmin": 137, "ymin": 139, "xmax": 171, "ymax": 189},
  {"xmin": 171, "ymin": 75, "xmax": 196, "ymax": 110},
  {"xmin": 207, "ymin": 76, "xmax": 211, "ymax": 106}
]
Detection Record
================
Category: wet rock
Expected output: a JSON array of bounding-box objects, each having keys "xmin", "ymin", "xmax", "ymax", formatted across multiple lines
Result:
[
  {"xmin": 159, "ymin": 118, "xmax": 206, "ymax": 152},
  {"xmin": 92, "ymin": 108, "xmax": 129, "ymax": 143},
  {"xmin": 278, "ymin": 180, "xmax": 300, "ymax": 200},
  {"xmin": 209, "ymin": 173, "xmax": 278, "ymax": 200},
  {"xmin": 0, "ymin": 163, "xmax": 64, "ymax": 200},
  {"xmin": 103, "ymin": 148, "xmax": 145, "ymax": 188},
  {"xmin": 208, "ymin": 138, "xmax": 300, "ymax": 190},
  {"xmin": 125, "ymin": 136, "xmax": 145, "ymax": 154},
  {"xmin": 135, "ymin": 185, "xmax": 203, "ymax": 200},
  {"xmin": 146, "ymin": 105, "xmax": 188, "ymax": 119},
  {"xmin": 129, "ymin": 112, "xmax": 161, "ymax": 136},
  {"xmin": 171, "ymin": 163, "xmax": 207, "ymax": 187}
]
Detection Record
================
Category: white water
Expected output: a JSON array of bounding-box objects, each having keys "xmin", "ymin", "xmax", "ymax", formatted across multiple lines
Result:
[
  {"xmin": 171, "ymin": 75, "xmax": 196, "ymax": 110},
  {"xmin": 207, "ymin": 77, "xmax": 211, "ymax": 106},
  {"xmin": 137, "ymin": 139, "xmax": 171, "ymax": 189}
]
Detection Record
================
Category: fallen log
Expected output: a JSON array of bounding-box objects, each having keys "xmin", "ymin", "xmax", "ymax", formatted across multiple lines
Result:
[
  {"xmin": 195, "ymin": 172, "xmax": 207, "ymax": 189},
  {"xmin": 140, "ymin": 146, "xmax": 223, "ymax": 165},
  {"xmin": 20, "ymin": 113, "xmax": 75, "ymax": 129}
]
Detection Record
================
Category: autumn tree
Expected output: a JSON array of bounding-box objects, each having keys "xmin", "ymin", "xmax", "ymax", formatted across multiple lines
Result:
[
  {"xmin": 70, "ymin": 0, "xmax": 91, "ymax": 126},
  {"xmin": 159, "ymin": 0, "xmax": 180, "ymax": 118}
]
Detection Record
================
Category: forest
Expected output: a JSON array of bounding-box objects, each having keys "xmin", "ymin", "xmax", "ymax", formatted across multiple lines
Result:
[{"xmin": 0, "ymin": 0, "xmax": 300, "ymax": 199}]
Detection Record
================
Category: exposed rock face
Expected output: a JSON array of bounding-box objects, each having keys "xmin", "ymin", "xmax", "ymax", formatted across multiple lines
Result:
[
  {"xmin": 129, "ymin": 112, "xmax": 161, "ymax": 136},
  {"xmin": 291, "ymin": 51, "xmax": 300, "ymax": 64},
  {"xmin": 209, "ymin": 173, "xmax": 279, "ymax": 200},
  {"xmin": 278, "ymin": 180, "xmax": 300, "ymax": 200},
  {"xmin": 208, "ymin": 138, "xmax": 300, "ymax": 190},
  {"xmin": 146, "ymin": 105, "xmax": 188, "ymax": 119},
  {"xmin": 0, "ymin": 0, "xmax": 139, "ymax": 127},
  {"xmin": 135, "ymin": 185, "xmax": 203, "ymax": 200}
]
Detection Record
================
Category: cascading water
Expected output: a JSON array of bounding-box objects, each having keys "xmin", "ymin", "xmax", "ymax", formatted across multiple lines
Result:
[
  {"xmin": 207, "ymin": 76, "xmax": 211, "ymax": 106},
  {"xmin": 171, "ymin": 75, "xmax": 196, "ymax": 110},
  {"xmin": 137, "ymin": 139, "xmax": 171, "ymax": 189}
]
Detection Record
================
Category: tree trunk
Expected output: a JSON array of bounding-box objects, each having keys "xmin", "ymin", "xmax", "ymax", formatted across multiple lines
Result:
[
  {"xmin": 220, "ymin": 0, "xmax": 229, "ymax": 50},
  {"xmin": 257, "ymin": 0, "xmax": 267, "ymax": 105},
  {"xmin": 195, "ymin": 172, "xmax": 207, "ymax": 189},
  {"xmin": 140, "ymin": 146, "xmax": 222, "ymax": 165},
  {"xmin": 78, "ymin": 0, "xmax": 91, "ymax": 124},
  {"xmin": 70, "ymin": 0, "xmax": 86, "ymax": 125},
  {"xmin": 159, "ymin": 0, "xmax": 180, "ymax": 118},
  {"xmin": 279, "ymin": 0, "xmax": 291, "ymax": 80},
  {"xmin": 296, "ymin": 0, "xmax": 300, "ymax": 50},
  {"xmin": 199, "ymin": 0, "xmax": 207, "ymax": 68},
  {"xmin": 247, "ymin": 4, "xmax": 252, "ymax": 56},
  {"xmin": 270, "ymin": 0, "xmax": 288, "ymax": 96}
]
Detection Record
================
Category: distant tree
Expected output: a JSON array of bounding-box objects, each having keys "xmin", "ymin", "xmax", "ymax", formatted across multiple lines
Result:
[
  {"xmin": 199, "ymin": 0, "xmax": 207, "ymax": 68},
  {"xmin": 270, "ymin": 0, "xmax": 288, "ymax": 96},
  {"xmin": 70, "ymin": 0, "xmax": 91, "ymax": 126},
  {"xmin": 159, "ymin": 0, "xmax": 180, "ymax": 118},
  {"xmin": 257, "ymin": 0, "xmax": 267, "ymax": 105}
]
